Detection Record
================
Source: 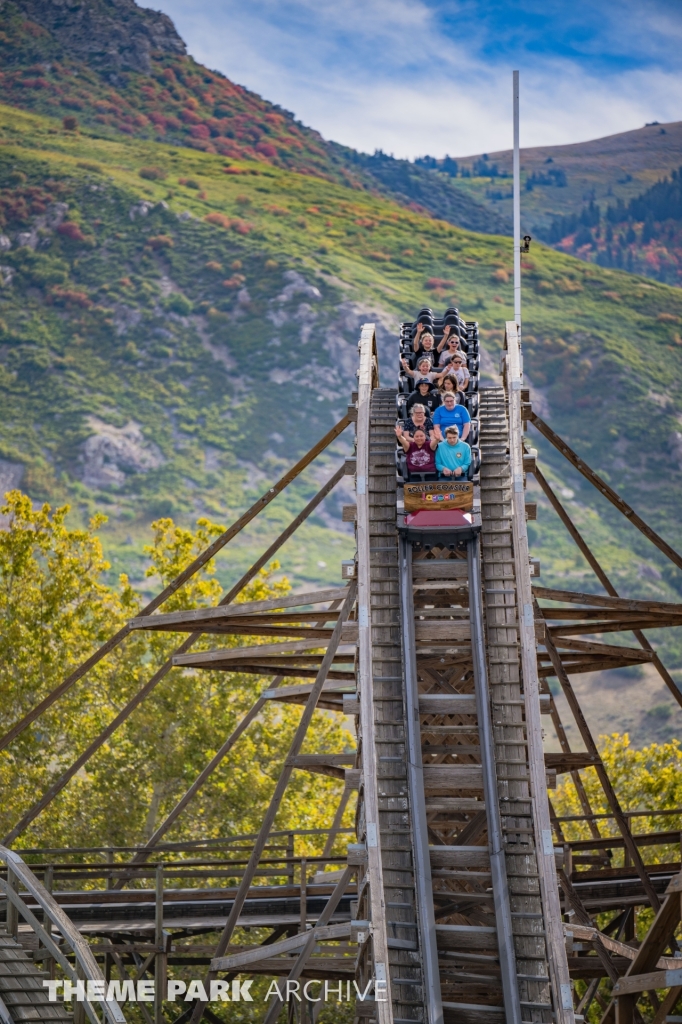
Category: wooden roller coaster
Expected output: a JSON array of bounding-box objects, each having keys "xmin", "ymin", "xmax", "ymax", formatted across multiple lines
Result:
[{"xmin": 2, "ymin": 320, "xmax": 682, "ymax": 1024}]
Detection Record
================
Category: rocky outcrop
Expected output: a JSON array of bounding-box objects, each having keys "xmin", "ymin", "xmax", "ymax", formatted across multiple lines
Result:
[
  {"xmin": 80, "ymin": 416, "xmax": 164, "ymax": 488},
  {"xmin": 10, "ymin": 0, "xmax": 185, "ymax": 75}
]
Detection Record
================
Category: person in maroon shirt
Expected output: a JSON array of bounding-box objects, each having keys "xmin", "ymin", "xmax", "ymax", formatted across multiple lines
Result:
[{"xmin": 395, "ymin": 425, "xmax": 437, "ymax": 475}]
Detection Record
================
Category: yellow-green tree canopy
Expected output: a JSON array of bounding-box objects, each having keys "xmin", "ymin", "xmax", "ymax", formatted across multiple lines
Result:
[
  {"xmin": 553, "ymin": 732, "xmax": 682, "ymax": 866},
  {"xmin": 0, "ymin": 490, "xmax": 354, "ymax": 852}
]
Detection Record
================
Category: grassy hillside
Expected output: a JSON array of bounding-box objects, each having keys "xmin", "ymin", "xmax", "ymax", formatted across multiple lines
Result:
[
  {"xmin": 1, "ymin": 102, "xmax": 682, "ymax": 741},
  {"xmin": 0, "ymin": 0, "xmax": 502, "ymax": 234},
  {"xmin": 418, "ymin": 122, "xmax": 682, "ymax": 285}
]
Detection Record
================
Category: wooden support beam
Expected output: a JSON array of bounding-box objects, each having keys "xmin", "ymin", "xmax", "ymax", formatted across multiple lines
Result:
[
  {"xmin": 550, "ymin": 617, "xmax": 682, "ymax": 637},
  {"xmin": 2, "ymin": 466, "xmax": 349, "ymax": 845},
  {"xmin": 211, "ymin": 922, "xmax": 352, "ymax": 971},
  {"xmin": 534, "ymin": 586, "xmax": 682, "ymax": 617},
  {"xmin": 0, "ymin": 419, "xmax": 352, "ymax": 755},
  {"xmin": 117, "ymin": 600, "xmax": 350, "ymax": 885},
  {"xmin": 260, "ymin": 866, "xmax": 355, "ymax": 1024},
  {"xmin": 558, "ymin": 870, "xmax": 620, "ymax": 984},
  {"xmin": 531, "ymin": 471, "xmax": 682, "ymax": 712},
  {"xmin": 130, "ymin": 588, "xmax": 350, "ymax": 630},
  {"xmin": 545, "ymin": 690, "xmax": 602, "ymax": 841},
  {"xmin": 538, "ymin": 655, "xmax": 652, "ymax": 677},
  {"xmin": 566, "ymin": 925, "xmax": 679, "ymax": 970},
  {"xmin": 650, "ymin": 985, "xmax": 682, "ymax": 1024},
  {"xmin": 529, "ymin": 411, "xmax": 682, "ymax": 571},
  {"xmin": 109, "ymin": 677, "xmax": 286, "ymax": 887},
  {"xmin": 321, "ymin": 786, "xmax": 354, "ymax": 862},
  {"xmin": 173, "ymin": 639, "xmax": 356, "ymax": 667},
  {"xmin": 188, "ymin": 580, "xmax": 357, "ymax": 1024},
  {"xmin": 603, "ymin": 881, "xmax": 682, "ymax": 1024},
  {"xmin": 541, "ymin": 626, "xmax": 661, "ymax": 912},
  {"xmin": 613, "ymin": 969, "xmax": 682, "ymax": 996},
  {"xmin": 548, "ymin": 638, "xmax": 654, "ymax": 661}
]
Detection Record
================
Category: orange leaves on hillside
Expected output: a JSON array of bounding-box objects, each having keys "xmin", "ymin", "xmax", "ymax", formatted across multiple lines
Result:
[
  {"xmin": 222, "ymin": 275, "xmax": 245, "ymax": 289},
  {"xmin": 204, "ymin": 212, "xmax": 253, "ymax": 235},
  {"xmin": 146, "ymin": 235, "xmax": 174, "ymax": 250}
]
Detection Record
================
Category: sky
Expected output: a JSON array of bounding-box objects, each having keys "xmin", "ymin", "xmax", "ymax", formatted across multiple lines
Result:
[{"xmin": 151, "ymin": 0, "xmax": 682, "ymax": 160}]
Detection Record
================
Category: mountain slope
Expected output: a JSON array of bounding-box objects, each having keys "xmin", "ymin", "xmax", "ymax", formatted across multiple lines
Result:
[
  {"xmin": 420, "ymin": 122, "xmax": 682, "ymax": 284},
  {"xmin": 0, "ymin": 0, "xmax": 503, "ymax": 235}
]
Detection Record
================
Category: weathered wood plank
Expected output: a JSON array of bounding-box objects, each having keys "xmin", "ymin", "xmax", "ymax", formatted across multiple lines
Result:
[
  {"xmin": 211, "ymin": 922, "xmax": 352, "ymax": 970},
  {"xmin": 419, "ymin": 695, "xmax": 477, "ymax": 715},
  {"xmin": 422, "ymin": 765, "xmax": 484, "ymax": 790},
  {"xmin": 429, "ymin": 846, "xmax": 490, "ymax": 868},
  {"xmin": 131, "ymin": 588, "xmax": 350, "ymax": 630},
  {"xmin": 533, "ymin": 586, "xmax": 682, "ymax": 617},
  {"xmin": 173, "ymin": 641, "xmax": 357, "ymax": 667}
]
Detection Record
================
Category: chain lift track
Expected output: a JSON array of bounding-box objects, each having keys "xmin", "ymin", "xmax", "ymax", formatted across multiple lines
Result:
[{"xmin": 354, "ymin": 321, "xmax": 574, "ymax": 1024}]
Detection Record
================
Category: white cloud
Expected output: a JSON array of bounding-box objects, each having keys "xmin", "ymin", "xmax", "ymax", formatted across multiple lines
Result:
[{"xmin": 152, "ymin": 0, "xmax": 682, "ymax": 158}]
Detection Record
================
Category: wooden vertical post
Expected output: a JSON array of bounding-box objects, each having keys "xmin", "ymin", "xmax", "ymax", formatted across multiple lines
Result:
[
  {"xmin": 43, "ymin": 865, "xmax": 54, "ymax": 979},
  {"xmin": 299, "ymin": 859, "xmax": 307, "ymax": 933},
  {"xmin": 287, "ymin": 834, "xmax": 295, "ymax": 885},
  {"xmin": 6, "ymin": 867, "xmax": 18, "ymax": 940},
  {"xmin": 105, "ymin": 849, "xmax": 114, "ymax": 982},
  {"xmin": 155, "ymin": 864, "xmax": 166, "ymax": 1024},
  {"xmin": 73, "ymin": 960, "xmax": 85, "ymax": 1024}
]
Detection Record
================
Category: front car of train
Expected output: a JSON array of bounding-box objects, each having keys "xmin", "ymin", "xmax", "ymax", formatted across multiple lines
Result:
[{"xmin": 395, "ymin": 306, "xmax": 482, "ymax": 547}]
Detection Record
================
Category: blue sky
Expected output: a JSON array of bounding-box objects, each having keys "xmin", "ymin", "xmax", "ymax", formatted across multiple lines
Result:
[{"xmin": 152, "ymin": 0, "xmax": 682, "ymax": 159}]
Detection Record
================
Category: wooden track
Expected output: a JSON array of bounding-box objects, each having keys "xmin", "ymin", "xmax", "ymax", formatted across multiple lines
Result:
[{"xmin": 0, "ymin": 930, "xmax": 70, "ymax": 1024}]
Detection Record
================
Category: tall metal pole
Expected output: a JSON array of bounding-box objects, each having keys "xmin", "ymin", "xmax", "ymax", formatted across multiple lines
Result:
[{"xmin": 513, "ymin": 70, "xmax": 521, "ymax": 334}]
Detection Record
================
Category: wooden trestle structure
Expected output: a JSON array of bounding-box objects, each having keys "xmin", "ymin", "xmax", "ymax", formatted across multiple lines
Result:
[{"xmin": 1, "ymin": 321, "xmax": 682, "ymax": 1024}]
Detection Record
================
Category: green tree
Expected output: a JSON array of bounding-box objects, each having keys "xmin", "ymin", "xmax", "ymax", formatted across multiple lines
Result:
[{"xmin": 0, "ymin": 491, "xmax": 354, "ymax": 852}]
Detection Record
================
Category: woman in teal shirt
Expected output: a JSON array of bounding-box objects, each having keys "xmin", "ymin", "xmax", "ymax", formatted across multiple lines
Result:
[{"xmin": 435, "ymin": 425, "xmax": 471, "ymax": 479}]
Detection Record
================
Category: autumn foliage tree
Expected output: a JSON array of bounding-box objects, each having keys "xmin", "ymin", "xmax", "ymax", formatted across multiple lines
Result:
[{"xmin": 0, "ymin": 491, "xmax": 353, "ymax": 852}]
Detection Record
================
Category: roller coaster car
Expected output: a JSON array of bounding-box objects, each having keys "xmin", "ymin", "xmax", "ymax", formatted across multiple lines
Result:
[{"xmin": 397, "ymin": 506, "xmax": 482, "ymax": 547}]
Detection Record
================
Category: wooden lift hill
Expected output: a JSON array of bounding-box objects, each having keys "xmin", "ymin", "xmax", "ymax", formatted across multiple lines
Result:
[{"xmin": 0, "ymin": 323, "xmax": 682, "ymax": 1024}]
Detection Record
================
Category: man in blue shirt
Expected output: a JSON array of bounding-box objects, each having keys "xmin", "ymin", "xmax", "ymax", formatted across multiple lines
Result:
[
  {"xmin": 432, "ymin": 391, "xmax": 471, "ymax": 442},
  {"xmin": 436, "ymin": 425, "xmax": 471, "ymax": 478}
]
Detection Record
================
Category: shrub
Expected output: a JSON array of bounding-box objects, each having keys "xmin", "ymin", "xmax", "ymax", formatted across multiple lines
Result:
[
  {"xmin": 204, "ymin": 212, "xmax": 231, "ymax": 229},
  {"xmin": 222, "ymin": 275, "xmax": 245, "ymax": 289},
  {"xmin": 426, "ymin": 277, "xmax": 456, "ymax": 290},
  {"xmin": 57, "ymin": 222, "xmax": 86, "ymax": 243},
  {"xmin": 178, "ymin": 178, "xmax": 200, "ymax": 189},
  {"xmin": 139, "ymin": 166, "xmax": 167, "ymax": 181},
  {"xmin": 255, "ymin": 142, "xmax": 277, "ymax": 159},
  {"xmin": 49, "ymin": 287, "xmax": 92, "ymax": 308},
  {"xmin": 62, "ymin": 116, "xmax": 78, "ymax": 131},
  {"xmin": 146, "ymin": 234, "xmax": 174, "ymax": 250},
  {"xmin": 204, "ymin": 261, "xmax": 223, "ymax": 272},
  {"xmin": 77, "ymin": 162, "xmax": 102, "ymax": 173},
  {"xmin": 163, "ymin": 293, "xmax": 193, "ymax": 315},
  {"xmin": 491, "ymin": 268, "xmax": 509, "ymax": 284}
]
